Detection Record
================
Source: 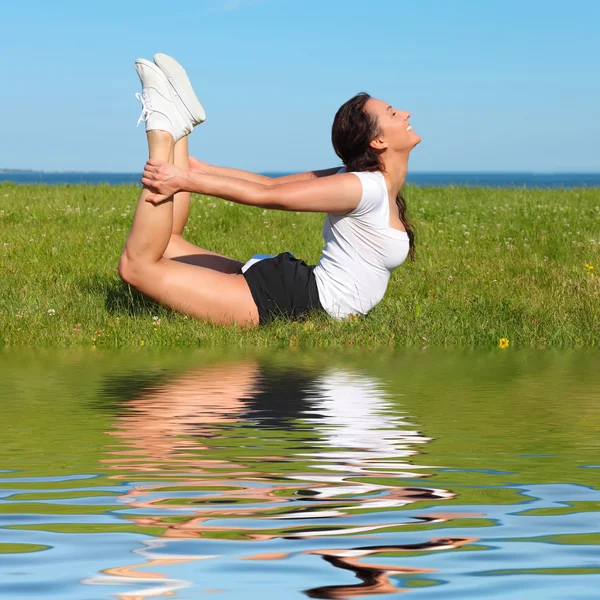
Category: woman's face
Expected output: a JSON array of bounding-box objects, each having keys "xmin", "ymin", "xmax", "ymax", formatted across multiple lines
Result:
[{"xmin": 365, "ymin": 97, "xmax": 421, "ymax": 153}]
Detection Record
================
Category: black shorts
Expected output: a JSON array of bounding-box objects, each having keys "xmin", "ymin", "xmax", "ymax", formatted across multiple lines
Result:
[{"xmin": 241, "ymin": 252, "xmax": 325, "ymax": 325}]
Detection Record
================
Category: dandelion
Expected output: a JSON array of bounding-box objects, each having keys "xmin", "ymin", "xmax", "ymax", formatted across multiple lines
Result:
[
  {"xmin": 585, "ymin": 263, "xmax": 594, "ymax": 275},
  {"xmin": 47, "ymin": 309, "xmax": 56, "ymax": 316},
  {"xmin": 140, "ymin": 340, "xmax": 145, "ymax": 346},
  {"xmin": 498, "ymin": 337, "xmax": 509, "ymax": 349}
]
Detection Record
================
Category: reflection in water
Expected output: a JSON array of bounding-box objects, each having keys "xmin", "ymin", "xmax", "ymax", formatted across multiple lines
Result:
[
  {"xmin": 3, "ymin": 350, "xmax": 600, "ymax": 599},
  {"xmin": 83, "ymin": 362, "xmax": 471, "ymax": 598},
  {"xmin": 304, "ymin": 539, "xmax": 474, "ymax": 599}
]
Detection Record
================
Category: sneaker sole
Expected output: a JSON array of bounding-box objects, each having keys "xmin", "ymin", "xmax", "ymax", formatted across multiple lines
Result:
[{"xmin": 154, "ymin": 53, "xmax": 206, "ymax": 125}]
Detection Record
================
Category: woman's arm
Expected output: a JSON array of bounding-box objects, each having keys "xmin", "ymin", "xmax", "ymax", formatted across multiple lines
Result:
[
  {"xmin": 190, "ymin": 156, "xmax": 341, "ymax": 185},
  {"xmin": 273, "ymin": 167, "xmax": 343, "ymax": 183},
  {"xmin": 142, "ymin": 160, "xmax": 361, "ymax": 214}
]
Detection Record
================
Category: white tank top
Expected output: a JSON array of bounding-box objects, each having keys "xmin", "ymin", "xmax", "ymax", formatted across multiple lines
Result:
[{"xmin": 313, "ymin": 170, "xmax": 410, "ymax": 319}]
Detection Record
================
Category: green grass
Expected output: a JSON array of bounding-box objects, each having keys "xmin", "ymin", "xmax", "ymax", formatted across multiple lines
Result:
[{"xmin": 1, "ymin": 182, "xmax": 599, "ymax": 347}]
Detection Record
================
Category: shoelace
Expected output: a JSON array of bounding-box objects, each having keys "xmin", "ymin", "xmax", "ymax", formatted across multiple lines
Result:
[{"xmin": 135, "ymin": 90, "xmax": 153, "ymax": 127}]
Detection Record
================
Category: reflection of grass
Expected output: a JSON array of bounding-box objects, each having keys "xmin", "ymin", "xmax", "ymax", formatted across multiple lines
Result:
[
  {"xmin": 0, "ymin": 543, "xmax": 50, "ymax": 554},
  {"xmin": 6, "ymin": 523, "xmax": 165, "ymax": 536},
  {"xmin": 2, "ymin": 183, "xmax": 599, "ymax": 346},
  {"xmin": 403, "ymin": 578, "xmax": 444, "ymax": 588},
  {"xmin": 1, "ymin": 348, "xmax": 599, "ymax": 549},
  {"xmin": 8, "ymin": 491, "xmax": 120, "ymax": 501},
  {"xmin": 0, "ymin": 502, "xmax": 118, "ymax": 515}
]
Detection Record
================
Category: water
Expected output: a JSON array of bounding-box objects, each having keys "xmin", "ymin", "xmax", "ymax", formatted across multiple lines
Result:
[
  {"xmin": 1, "ymin": 348, "xmax": 599, "ymax": 599},
  {"xmin": 2, "ymin": 171, "xmax": 600, "ymax": 188}
]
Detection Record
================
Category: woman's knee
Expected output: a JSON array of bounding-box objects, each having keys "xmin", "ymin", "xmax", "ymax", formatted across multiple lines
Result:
[{"xmin": 118, "ymin": 252, "xmax": 146, "ymax": 287}]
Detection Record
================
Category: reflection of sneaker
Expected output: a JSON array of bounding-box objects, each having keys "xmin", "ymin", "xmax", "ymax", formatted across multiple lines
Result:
[
  {"xmin": 154, "ymin": 53, "xmax": 207, "ymax": 126},
  {"xmin": 134, "ymin": 58, "xmax": 192, "ymax": 142}
]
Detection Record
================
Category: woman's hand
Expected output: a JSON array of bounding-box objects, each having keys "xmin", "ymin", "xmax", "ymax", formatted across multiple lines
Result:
[{"xmin": 142, "ymin": 160, "xmax": 188, "ymax": 204}]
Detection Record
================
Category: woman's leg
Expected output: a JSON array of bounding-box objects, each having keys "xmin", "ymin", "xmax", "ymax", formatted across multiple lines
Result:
[
  {"xmin": 118, "ymin": 130, "xmax": 259, "ymax": 327},
  {"xmin": 163, "ymin": 135, "xmax": 243, "ymax": 274}
]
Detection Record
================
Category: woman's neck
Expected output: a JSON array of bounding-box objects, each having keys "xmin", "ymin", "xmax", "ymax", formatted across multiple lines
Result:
[{"xmin": 381, "ymin": 153, "xmax": 409, "ymax": 196}]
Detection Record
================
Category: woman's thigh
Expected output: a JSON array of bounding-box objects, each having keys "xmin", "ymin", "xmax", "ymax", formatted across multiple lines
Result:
[
  {"xmin": 126, "ymin": 257, "xmax": 259, "ymax": 327},
  {"xmin": 163, "ymin": 234, "xmax": 244, "ymax": 274}
]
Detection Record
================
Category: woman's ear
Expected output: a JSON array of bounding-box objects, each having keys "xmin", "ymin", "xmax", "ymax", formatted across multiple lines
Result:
[{"xmin": 369, "ymin": 136, "xmax": 388, "ymax": 151}]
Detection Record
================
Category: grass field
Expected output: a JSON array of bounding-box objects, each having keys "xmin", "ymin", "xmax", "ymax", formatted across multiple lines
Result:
[{"xmin": 1, "ymin": 183, "xmax": 599, "ymax": 347}]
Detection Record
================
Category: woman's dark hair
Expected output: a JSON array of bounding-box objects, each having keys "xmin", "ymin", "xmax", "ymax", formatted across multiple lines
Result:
[{"xmin": 331, "ymin": 92, "xmax": 415, "ymax": 260}]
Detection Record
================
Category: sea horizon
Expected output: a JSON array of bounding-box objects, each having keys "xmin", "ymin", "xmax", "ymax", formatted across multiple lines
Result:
[{"xmin": 1, "ymin": 170, "xmax": 600, "ymax": 188}]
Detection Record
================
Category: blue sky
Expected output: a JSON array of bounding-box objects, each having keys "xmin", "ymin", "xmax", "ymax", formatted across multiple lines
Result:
[{"xmin": 1, "ymin": 0, "xmax": 598, "ymax": 173}]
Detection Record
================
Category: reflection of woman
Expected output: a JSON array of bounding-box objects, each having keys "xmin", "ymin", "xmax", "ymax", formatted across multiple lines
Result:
[
  {"xmin": 304, "ymin": 538, "xmax": 476, "ymax": 598},
  {"xmin": 93, "ymin": 362, "xmax": 472, "ymax": 599},
  {"xmin": 105, "ymin": 361, "xmax": 259, "ymax": 460},
  {"xmin": 119, "ymin": 53, "xmax": 419, "ymax": 326}
]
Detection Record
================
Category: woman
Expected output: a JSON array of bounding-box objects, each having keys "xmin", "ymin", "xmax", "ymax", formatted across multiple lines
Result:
[{"xmin": 119, "ymin": 53, "xmax": 420, "ymax": 327}]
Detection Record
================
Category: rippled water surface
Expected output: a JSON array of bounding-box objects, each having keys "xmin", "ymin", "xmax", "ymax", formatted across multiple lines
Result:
[{"xmin": 1, "ymin": 348, "xmax": 599, "ymax": 599}]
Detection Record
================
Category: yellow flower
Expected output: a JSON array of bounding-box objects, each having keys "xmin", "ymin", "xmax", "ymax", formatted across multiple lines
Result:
[
  {"xmin": 303, "ymin": 321, "xmax": 315, "ymax": 332},
  {"xmin": 498, "ymin": 337, "xmax": 509, "ymax": 349}
]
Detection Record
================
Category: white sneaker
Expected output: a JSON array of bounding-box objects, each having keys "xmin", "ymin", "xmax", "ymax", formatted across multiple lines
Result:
[
  {"xmin": 154, "ymin": 53, "xmax": 206, "ymax": 126},
  {"xmin": 134, "ymin": 58, "xmax": 192, "ymax": 142}
]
